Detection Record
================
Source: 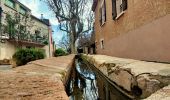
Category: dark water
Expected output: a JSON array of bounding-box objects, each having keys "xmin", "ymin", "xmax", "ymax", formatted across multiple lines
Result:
[{"xmin": 66, "ymin": 58, "xmax": 132, "ymax": 100}]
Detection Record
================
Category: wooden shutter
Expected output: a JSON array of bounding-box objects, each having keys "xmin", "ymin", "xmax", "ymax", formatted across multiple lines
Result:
[
  {"xmin": 104, "ymin": 0, "xmax": 106, "ymax": 22},
  {"xmin": 112, "ymin": 0, "xmax": 117, "ymax": 20},
  {"xmin": 0, "ymin": 7, "xmax": 2, "ymax": 17},
  {"xmin": 122, "ymin": 0, "xmax": 127, "ymax": 11}
]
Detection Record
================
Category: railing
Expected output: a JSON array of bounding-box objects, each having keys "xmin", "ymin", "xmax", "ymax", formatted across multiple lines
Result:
[{"xmin": 0, "ymin": 32, "xmax": 48, "ymax": 46}]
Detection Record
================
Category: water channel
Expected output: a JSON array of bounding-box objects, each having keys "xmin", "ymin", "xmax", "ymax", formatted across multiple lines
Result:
[{"xmin": 66, "ymin": 58, "xmax": 132, "ymax": 100}]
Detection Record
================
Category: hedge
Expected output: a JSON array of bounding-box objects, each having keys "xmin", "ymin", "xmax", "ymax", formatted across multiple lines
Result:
[
  {"xmin": 54, "ymin": 48, "xmax": 67, "ymax": 57},
  {"xmin": 13, "ymin": 48, "xmax": 45, "ymax": 66}
]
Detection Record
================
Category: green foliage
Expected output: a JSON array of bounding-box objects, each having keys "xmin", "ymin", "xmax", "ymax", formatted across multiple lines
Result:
[
  {"xmin": 43, "ymin": 40, "xmax": 49, "ymax": 45},
  {"xmin": 54, "ymin": 48, "xmax": 67, "ymax": 57},
  {"xmin": 3, "ymin": 13, "xmax": 48, "ymax": 45},
  {"xmin": 13, "ymin": 48, "xmax": 45, "ymax": 66}
]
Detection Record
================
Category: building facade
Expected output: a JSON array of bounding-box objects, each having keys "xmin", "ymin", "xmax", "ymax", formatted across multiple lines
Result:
[
  {"xmin": 0, "ymin": 0, "xmax": 54, "ymax": 61},
  {"xmin": 92, "ymin": 0, "xmax": 170, "ymax": 62}
]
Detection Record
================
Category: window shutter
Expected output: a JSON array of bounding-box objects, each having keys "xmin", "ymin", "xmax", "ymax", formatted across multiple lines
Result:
[
  {"xmin": 104, "ymin": 0, "xmax": 106, "ymax": 22},
  {"xmin": 0, "ymin": 7, "xmax": 2, "ymax": 17},
  {"xmin": 122, "ymin": 0, "xmax": 127, "ymax": 11},
  {"xmin": 112, "ymin": 0, "xmax": 117, "ymax": 20}
]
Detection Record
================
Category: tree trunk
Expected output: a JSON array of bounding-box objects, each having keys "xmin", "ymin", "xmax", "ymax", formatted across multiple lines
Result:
[
  {"xmin": 70, "ymin": 33, "xmax": 76, "ymax": 54},
  {"xmin": 70, "ymin": 21, "xmax": 77, "ymax": 54},
  {"xmin": 70, "ymin": 42, "xmax": 76, "ymax": 54}
]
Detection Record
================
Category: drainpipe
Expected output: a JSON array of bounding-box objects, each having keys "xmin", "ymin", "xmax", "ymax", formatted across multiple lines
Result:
[
  {"xmin": 0, "ymin": 7, "xmax": 2, "ymax": 37},
  {"xmin": 48, "ymin": 27, "xmax": 51, "ymax": 57},
  {"xmin": 0, "ymin": 7, "xmax": 3, "ymax": 60}
]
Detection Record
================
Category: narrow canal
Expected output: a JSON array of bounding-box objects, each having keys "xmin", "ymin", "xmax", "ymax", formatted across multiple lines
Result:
[{"xmin": 66, "ymin": 57, "xmax": 133, "ymax": 100}]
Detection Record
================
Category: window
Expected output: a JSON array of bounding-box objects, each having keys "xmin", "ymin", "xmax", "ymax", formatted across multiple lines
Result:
[
  {"xmin": 99, "ymin": 0, "xmax": 106, "ymax": 26},
  {"xmin": 100, "ymin": 39, "xmax": 104, "ymax": 49},
  {"xmin": 5, "ymin": 0, "xmax": 15, "ymax": 9},
  {"xmin": 112, "ymin": 0, "xmax": 127, "ymax": 20},
  {"xmin": 20, "ymin": 7, "xmax": 26, "ymax": 15},
  {"xmin": 95, "ymin": 41, "xmax": 97, "ymax": 49},
  {"xmin": 116, "ymin": 0, "xmax": 123, "ymax": 15}
]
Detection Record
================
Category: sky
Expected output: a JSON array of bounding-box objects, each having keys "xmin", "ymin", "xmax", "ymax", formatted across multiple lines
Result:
[{"xmin": 18, "ymin": 0, "xmax": 65, "ymax": 44}]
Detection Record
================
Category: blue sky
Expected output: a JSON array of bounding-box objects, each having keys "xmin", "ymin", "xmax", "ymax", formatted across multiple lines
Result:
[{"xmin": 18, "ymin": 0, "xmax": 65, "ymax": 44}]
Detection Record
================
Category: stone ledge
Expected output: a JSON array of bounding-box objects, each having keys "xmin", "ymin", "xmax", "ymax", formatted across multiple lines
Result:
[
  {"xmin": 82, "ymin": 54, "xmax": 170, "ymax": 99},
  {"xmin": 144, "ymin": 85, "xmax": 170, "ymax": 100}
]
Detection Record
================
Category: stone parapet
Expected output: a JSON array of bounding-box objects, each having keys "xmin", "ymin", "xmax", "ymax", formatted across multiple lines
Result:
[
  {"xmin": 82, "ymin": 54, "xmax": 170, "ymax": 99},
  {"xmin": 0, "ymin": 55, "xmax": 75, "ymax": 100}
]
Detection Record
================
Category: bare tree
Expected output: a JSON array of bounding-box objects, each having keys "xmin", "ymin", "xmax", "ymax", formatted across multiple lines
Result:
[
  {"xmin": 45, "ymin": 0, "xmax": 93, "ymax": 53},
  {"xmin": 57, "ymin": 33, "xmax": 70, "ymax": 53},
  {"xmin": 78, "ymin": 32, "xmax": 91, "ymax": 48}
]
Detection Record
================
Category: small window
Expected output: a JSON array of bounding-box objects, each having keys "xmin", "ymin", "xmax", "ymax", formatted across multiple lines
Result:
[
  {"xmin": 5, "ymin": 0, "xmax": 15, "ymax": 9},
  {"xmin": 20, "ymin": 7, "xmax": 26, "ymax": 15},
  {"xmin": 99, "ymin": 0, "xmax": 106, "ymax": 26},
  {"xmin": 95, "ymin": 41, "xmax": 97, "ymax": 49},
  {"xmin": 100, "ymin": 39, "xmax": 104, "ymax": 49}
]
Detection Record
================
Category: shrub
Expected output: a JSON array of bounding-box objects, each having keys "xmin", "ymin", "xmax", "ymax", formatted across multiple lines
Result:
[
  {"xmin": 54, "ymin": 48, "xmax": 67, "ymax": 57},
  {"xmin": 13, "ymin": 48, "xmax": 45, "ymax": 66}
]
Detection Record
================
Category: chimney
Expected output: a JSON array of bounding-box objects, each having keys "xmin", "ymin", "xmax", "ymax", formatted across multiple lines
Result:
[{"xmin": 41, "ymin": 14, "xmax": 43, "ymax": 20}]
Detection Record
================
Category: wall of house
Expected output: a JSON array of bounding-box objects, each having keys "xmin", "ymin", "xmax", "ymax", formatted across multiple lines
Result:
[
  {"xmin": 94, "ymin": 0, "xmax": 170, "ymax": 62},
  {"xmin": 0, "ymin": 41, "xmax": 16, "ymax": 60},
  {"xmin": 0, "ymin": 0, "xmax": 52, "ymax": 60},
  {"xmin": 43, "ymin": 45, "xmax": 50, "ymax": 58},
  {"xmin": 31, "ymin": 17, "xmax": 51, "ymax": 58},
  {"xmin": 30, "ymin": 18, "xmax": 49, "ymax": 37},
  {"xmin": 48, "ymin": 27, "xmax": 54, "ymax": 57}
]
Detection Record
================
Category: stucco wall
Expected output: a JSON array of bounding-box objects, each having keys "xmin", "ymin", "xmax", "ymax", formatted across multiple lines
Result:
[
  {"xmin": 43, "ymin": 45, "xmax": 50, "ymax": 58},
  {"xmin": 30, "ymin": 17, "xmax": 49, "ymax": 37},
  {"xmin": 94, "ymin": 0, "xmax": 170, "ymax": 62},
  {"xmin": 0, "ymin": 41, "xmax": 16, "ymax": 60}
]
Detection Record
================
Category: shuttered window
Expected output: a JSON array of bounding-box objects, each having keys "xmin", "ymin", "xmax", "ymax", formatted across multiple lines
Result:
[
  {"xmin": 5, "ymin": 0, "xmax": 15, "ymax": 9},
  {"xmin": 100, "ymin": 0, "xmax": 106, "ymax": 26},
  {"xmin": 112, "ymin": 0, "xmax": 127, "ymax": 20},
  {"xmin": 20, "ymin": 6, "xmax": 26, "ymax": 15},
  {"xmin": 122, "ymin": 0, "xmax": 128, "ymax": 11},
  {"xmin": 112, "ymin": 0, "xmax": 117, "ymax": 20}
]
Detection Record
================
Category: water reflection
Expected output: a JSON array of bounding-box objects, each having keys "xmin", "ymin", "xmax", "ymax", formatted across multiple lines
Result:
[
  {"xmin": 66, "ymin": 58, "xmax": 132, "ymax": 100},
  {"xmin": 67, "ymin": 59, "xmax": 99, "ymax": 100}
]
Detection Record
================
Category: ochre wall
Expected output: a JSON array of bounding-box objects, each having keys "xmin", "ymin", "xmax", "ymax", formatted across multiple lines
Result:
[{"xmin": 94, "ymin": 0, "xmax": 170, "ymax": 62}]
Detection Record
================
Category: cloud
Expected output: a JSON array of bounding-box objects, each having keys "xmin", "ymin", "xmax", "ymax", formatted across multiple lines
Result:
[{"xmin": 18, "ymin": 0, "xmax": 59, "ymax": 26}]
